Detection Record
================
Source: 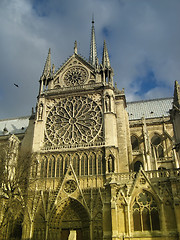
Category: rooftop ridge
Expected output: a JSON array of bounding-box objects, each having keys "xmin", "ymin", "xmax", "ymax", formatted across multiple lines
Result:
[
  {"xmin": 0, "ymin": 115, "xmax": 30, "ymax": 122},
  {"xmin": 127, "ymin": 97, "xmax": 173, "ymax": 104}
]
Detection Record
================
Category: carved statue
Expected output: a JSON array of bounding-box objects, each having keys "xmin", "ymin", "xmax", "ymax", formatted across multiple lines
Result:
[
  {"xmin": 38, "ymin": 103, "xmax": 43, "ymax": 120},
  {"xmin": 105, "ymin": 95, "xmax": 110, "ymax": 112},
  {"xmin": 108, "ymin": 155, "xmax": 114, "ymax": 173}
]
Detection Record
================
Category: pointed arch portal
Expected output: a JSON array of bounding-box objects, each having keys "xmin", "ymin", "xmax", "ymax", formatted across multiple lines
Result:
[{"xmin": 33, "ymin": 198, "xmax": 90, "ymax": 240}]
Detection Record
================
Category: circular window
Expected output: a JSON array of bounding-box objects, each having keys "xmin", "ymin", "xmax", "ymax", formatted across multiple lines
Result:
[
  {"xmin": 45, "ymin": 96, "xmax": 103, "ymax": 146},
  {"xmin": 63, "ymin": 66, "xmax": 88, "ymax": 86},
  {"xmin": 64, "ymin": 180, "xmax": 77, "ymax": 194}
]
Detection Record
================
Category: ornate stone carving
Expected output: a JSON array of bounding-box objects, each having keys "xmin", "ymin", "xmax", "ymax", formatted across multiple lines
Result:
[
  {"xmin": 64, "ymin": 180, "xmax": 77, "ymax": 194},
  {"xmin": 45, "ymin": 96, "xmax": 103, "ymax": 147},
  {"xmin": 63, "ymin": 66, "xmax": 88, "ymax": 86}
]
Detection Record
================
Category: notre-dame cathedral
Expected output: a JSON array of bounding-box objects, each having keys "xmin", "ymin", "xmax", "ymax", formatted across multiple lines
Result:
[{"xmin": 0, "ymin": 20, "xmax": 180, "ymax": 240}]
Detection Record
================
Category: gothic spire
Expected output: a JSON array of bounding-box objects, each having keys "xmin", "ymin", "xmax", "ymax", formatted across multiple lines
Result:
[
  {"xmin": 102, "ymin": 40, "xmax": 111, "ymax": 68},
  {"xmin": 41, "ymin": 48, "xmax": 51, "ymax": 79},
  {"xmin": 89, "ymin": 16, "xmax": 98, "ymax": 66}
]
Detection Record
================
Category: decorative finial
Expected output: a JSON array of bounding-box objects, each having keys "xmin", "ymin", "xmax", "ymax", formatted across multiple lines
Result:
[{"xmin": 74, "ymin": 40, "xmax": 77, "ymax": 54}]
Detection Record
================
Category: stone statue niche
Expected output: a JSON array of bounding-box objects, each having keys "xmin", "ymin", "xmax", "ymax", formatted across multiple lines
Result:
[
  {"xmin": 105, "ymin": 95, "xmax": 111, "ymax": 112},
  {"xmin": 38, "ymin": 102, "xmax": 43, "ymax": 120},
  {"xmin": 108, "ymin": 154, "xmax": 114, "ymax": 173}
]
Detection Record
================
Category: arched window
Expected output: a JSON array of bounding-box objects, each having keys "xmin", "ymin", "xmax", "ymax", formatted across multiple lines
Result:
[
  {"xmin": 81, "ymin": 155, "xmax": 85, "ymax": 176},
  {"xmin": 48, "ymin": 158, "xmax": 52, "ymax": 177},
  {"xmin": 133, "ymin": 191, "xmax": 160, "ymax": 231},
  {"xmin": 44, "ymin": 157, "xmax": 48, "ymax": 177},
  {"xmin": 72, "ymin": 154, "xmax": 80, "ymax": 176},
  {"xmin": 40, "ymin": 156, "xmax": 48, "ymax": 178},
  {"xmin": 56, "ymin": 156, "xmax": 60, "ymax": 177},
  {"xmin": 89, "ymin": 153, "xmax": 96, "ymax": 175},
  {"xmin": 81, "ymin": 154, "xmax": 88, "ymax": 176},
  {"xmin": 51, "ymin": 156, "xmax": 55, "ymax": 177},
  {"xmin": 131, "ymin": 135, "xmax": 139, "ymax": 151},
  {"xmin": 89, "ymin": 154, "xmax": 93, "ymax": 175},
  {"xmin": 151, "ymin": 134, "xmax": 164, "ymax": 159},
  {"xmin": 134, "ymin": 161, "xmax": 143, "ymax": 172},
  {"xmin": 56, "ymin": 154, "xmax": 63, "ymax": 177},
  {"xmin": 98, "ymin": 153, "xmax": 103, "ymax": 175},
  {"xmin": 64, "ymin": 155, "xmax": 70, "ymax": 175}
]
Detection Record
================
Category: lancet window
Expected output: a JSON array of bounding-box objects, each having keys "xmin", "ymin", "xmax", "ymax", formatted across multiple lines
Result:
[
  {"xmin": 151, "ymin": 133, "xmax": 173, "ymax": 161},
  {"xmin": 151, "ymin": 134, "xmax": 164, "ymax": 159},
  {"xmin": 37, "ymin": 151, "xmax": 104, "ymax": 178},
  {"xmin": 131, "ymin": 135, "xmax": 139, "ymax": 151},
  {"xmin": 132, "ymin": 191, "xmax": 160, "ymax": 232}
]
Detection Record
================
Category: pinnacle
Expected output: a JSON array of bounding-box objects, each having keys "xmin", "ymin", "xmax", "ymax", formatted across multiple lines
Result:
[
  {"xmin": 102, "ymin": 40, "xmax": 111, "ymax": 68},
  {"xmin": 41, "ymin": 48, "xmax": 51, "ymax": 79}
]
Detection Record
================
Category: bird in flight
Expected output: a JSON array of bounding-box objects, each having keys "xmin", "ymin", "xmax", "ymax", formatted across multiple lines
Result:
[{"xmin": 14, "ymin": 83, "xmax": 19, "ymax": 88}]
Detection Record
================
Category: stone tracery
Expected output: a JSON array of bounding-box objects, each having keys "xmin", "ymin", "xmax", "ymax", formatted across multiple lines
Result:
[
  {"xmin": 45, "ymin": 96, "xmax": 103, "ymax": 147},
  {"xmin": 38, "ymin": 151, "xmax": 104, "ymax": 178},
  {"xmin": 63, "ymin": 66, "xmax": 88, "ymax": 86}
]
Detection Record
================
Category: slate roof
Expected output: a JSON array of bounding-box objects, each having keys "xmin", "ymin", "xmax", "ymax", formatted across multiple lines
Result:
[
  {"xmin": 0, "ymin": 116, "xmax": 30, "ymax": 136},
  {"xmin": 126, "ymin": 98, "xmax": 173, "ymax": 120}
]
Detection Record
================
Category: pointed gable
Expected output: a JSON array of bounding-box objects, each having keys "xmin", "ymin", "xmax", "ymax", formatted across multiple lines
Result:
[{"xmin": 51, "ymin": 53, "xmax": 100, "ymax": 90}]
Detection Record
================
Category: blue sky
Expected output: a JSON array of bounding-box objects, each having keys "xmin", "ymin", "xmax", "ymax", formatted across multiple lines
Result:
[{"xmin": 0, "ymin": 0, "xmax": 180, "ymax": 118}]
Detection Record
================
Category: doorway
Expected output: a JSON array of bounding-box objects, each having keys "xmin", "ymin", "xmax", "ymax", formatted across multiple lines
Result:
[
  {"xmin": 48, "ymin": 198, "xmax": 90, "ymax": 240},
  {"xmin": 61, "ymin": 229, "xmax": 83, "ymax": 240}
]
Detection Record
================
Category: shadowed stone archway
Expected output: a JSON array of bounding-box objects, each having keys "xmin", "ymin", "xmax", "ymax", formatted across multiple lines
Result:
[{"xmin": 48, "ymin": 198, "xmax": 90, "ymax": 240}]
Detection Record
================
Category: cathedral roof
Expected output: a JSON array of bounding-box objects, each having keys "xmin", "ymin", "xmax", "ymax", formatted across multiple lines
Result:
[
  {"xmin": 127, "ymin": 97, "xmax": 173, "ymax": 120},
  {"xmin": 0, "ymin": 116, "xmax": 29, "ymax": 136}
]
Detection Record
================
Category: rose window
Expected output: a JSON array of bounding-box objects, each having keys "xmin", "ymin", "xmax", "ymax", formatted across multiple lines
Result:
[
  {"xmin": 64, "ymin": 66, "xmax": 88, "ymax": 86},
  {"xmin": 45, "ymin": 96, "xmax": 103, "ymax": 146},
  {"xmin": 64, "ymin": 180, "xmax": 77, "ymax": 194}
]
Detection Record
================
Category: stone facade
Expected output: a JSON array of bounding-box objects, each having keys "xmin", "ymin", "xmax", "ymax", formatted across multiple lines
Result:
[{"xmin": 0, "ymin": 21, "xmax": 180, "ymax": 240}]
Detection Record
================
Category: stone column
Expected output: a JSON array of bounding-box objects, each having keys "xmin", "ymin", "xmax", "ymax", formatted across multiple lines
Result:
[
  {"xmin": 160, "ymin": 203, "xmax": 167, "ymax": 234},
  {"xmin": 103, "ymin": 201, "xmax": 112, "ymax": 240}
]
